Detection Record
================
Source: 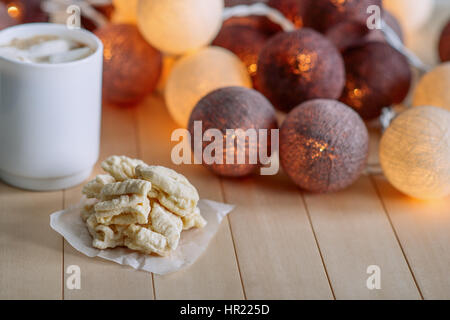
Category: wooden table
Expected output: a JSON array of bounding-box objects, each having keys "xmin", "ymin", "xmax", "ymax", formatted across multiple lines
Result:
[
  {"xmin": 1, "ymin": 0, "xmax": 450, "ymax": 300},
  {"xmin": 0, "ymin": 94, "xmax": 449, "ymax": 300}
]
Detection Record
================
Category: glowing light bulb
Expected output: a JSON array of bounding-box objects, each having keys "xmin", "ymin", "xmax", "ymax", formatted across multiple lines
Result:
[
  {"xmin": 7, "ymin": 5, "xmax": 20, "ymax": 19},
  {"xmin": 137, "ymin": 0, "xmax": 224, "ymax": 55},
  {"xmin": 95, "ymin": 24, "xmax": 162, "ymax": 105},
  {"xmin": 0, "ymin": 3, "xmax": 17, "ymax": 29},
  {"xmin": 380, "ymin": 106, "xmax": 450, "ymax": 200},
  {"xmin": 165, "ymin": 46, "xmax": 252, "ymax": 127},
  {"xmin": 413, "ymin": 63, "xmax": 450, "ymax": 112}
]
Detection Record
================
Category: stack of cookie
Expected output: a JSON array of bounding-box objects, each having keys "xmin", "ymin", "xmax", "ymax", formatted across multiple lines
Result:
[{"xmin": 81, "ymin": 155, "xmax": 206, "ymax": 256}]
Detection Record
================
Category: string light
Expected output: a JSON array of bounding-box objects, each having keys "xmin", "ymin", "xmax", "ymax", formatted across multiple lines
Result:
[
  {"xmin": 280, "ymin": 99, "xmax": 369, "ymax": 193},
  {"xmin": 137, "ymin": 0, "xmax": 224, "ymax": 55},
  {"xmin": 413, "ymin": 63, "xmax": 450, "ymax": 112},
  {"xmin": 380, "ymin": 106, "xmax": 450, "ymax": 200},
  {"xmin": 95, "ymin": 24, "xmax": 162, "ymax": 105},
  {"xmin": 165, "ymin": 46, "xmax": 251, "ymax": 127}
]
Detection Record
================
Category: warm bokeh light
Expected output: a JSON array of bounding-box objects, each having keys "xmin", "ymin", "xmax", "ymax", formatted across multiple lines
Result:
[
  {"xmin": 112, "ymin": 0, "xmax": 138, "ymax": 24},
  {"xmin": 413, "ymin": 63, "xmax": 450, "ymax": 112},
  {"xmin": 188, "ymin": 87, "xmax": 278, "ymax": 177},
  {"xmin": 165, "ymin": 46, "xmax": 252, "ymax": 127},
  {"xmin": 380, "ymin": 106, "xmax": 450, "ymax": 200},
  {"xmin": 280, "ymin": 99, "xmax": 369, "ymax": 193},
  {"xmin": 256, "ymin": 29, "xmax": 345, "ymax": 113},
  {"xmin": 95, "ymin": 24, "xmax": 162, "ymax": 105},
  {"xmin": 384, "ymin": 0, "xmax": 434, "ymax": 32},
  {"xmin": 7, "ymin": 4, "xmax": 20, "ymax": 19},
  {"xmin": 137, "ymin": 0, "xmax": 224, "ymax": 55},
  {"xmin": 340, "ymin": 42, "xmax": 411, "ymax": 120},
  {"xmin": 0, "ymin": 3, "xmax": 16, "ymax": 29},
  {"xmin": 212, "ymin": 22, "xmax": 273, "ymax": 87},
  {"xmin": 268, "ymin": 0, "xmax": 310, "ymax": 28}
]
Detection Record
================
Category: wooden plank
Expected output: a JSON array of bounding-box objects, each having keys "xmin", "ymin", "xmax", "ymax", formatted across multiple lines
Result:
[
  {"xmin": 136, "ymin": 94, "xmax": 244, "ymax": 300},
  {"xmin": 0, "ymin": 184, "xmax": 63, "ymax": 299},
  {"xmin": 373, "ymin": 176, "xmax": 450, "ymax": 299},
  {"xmin": 63, "ymin": 103, "xmax": 154, "ymax": 300},
  {"xmin": 303, "ymin": 176, "xmax": 421, "ymax": 299},
  {"xmin": 223, "ymin": 173, "xmax": 334, "ymax": 299}
]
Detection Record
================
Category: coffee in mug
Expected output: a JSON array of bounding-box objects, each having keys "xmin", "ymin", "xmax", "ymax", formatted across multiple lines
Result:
[
  {"xmin": 0, "ymin": 34, "xmax": 94, "ymax": 64},
  {"xmin": 0, "ymin": 23, "xmax": 103, "ymax": 191}
]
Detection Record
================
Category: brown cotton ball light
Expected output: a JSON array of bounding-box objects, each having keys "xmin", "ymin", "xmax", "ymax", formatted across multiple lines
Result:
[
  {"xmin": 256, "ymin": 28, "xmax": 345, "ymax": 112},
  {"xmin": 310, "ymin": 0, "xmax": 382, "ymax": 33},
  {"xmin": 212, "ymin": 24, "xmax": 271, "ymax": 87},
  {"xmin": 366, "ymin": 10, "xmax": 403, "ymax": 43},
  {"xmin": 81, "ymin": 3, "xmax": 114, "ymax": 31},
  {"xmin": 225, "ymin": 0, "xmax": 263, "ymax": 6},
  {"xmin": 222, "ymin": 15, "xmax": 282, "ymax": 37},
  {"xmin": 188, "ymin": 86, "xmax": 278, "ymax": 177},
  {"xmin": 95, "ymin": 24, "xmax": 162, "ymax": 106},
  {"xmin": 268, "ymin": 0, "xmax": 312, "ymax": 29},
  {"xmin": 439, "ymin": 20, "xmax": 450, "ymax": 62},
  {"xmin": 340, "ymin": 41, "xmax": 411, "ymax": 120},
  {"xmin": 280, "ymin": 99, "xmax": 369, "ymax": 193},
  {"xmin": 325, "ymin": 11, "xmax": 403, "ymax": 52}
]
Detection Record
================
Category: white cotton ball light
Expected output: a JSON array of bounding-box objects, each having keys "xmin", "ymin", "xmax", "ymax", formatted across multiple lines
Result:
[
  {"xmin": 413, "ymin": 63, "xmax": 450, "ymax": 112},
  {"xmin": 137, "ymin": 0, "xmax": 224, "ymax": 55},
  {"xmin": 379, "ymin": 106, "xmax": 450, "ymax": 200},
  {"xmin": 165, "ymin": 46, "xmax": 252, "ymax": 127},
  {"xmin": 384, "ymin": 0, "xmax": 434, "ymax": 32}
]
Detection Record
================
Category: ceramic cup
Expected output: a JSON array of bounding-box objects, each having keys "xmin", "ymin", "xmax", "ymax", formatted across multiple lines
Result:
[{"xmin": 0, "ymin": 23, "xmax": 103, "ymax": 191}]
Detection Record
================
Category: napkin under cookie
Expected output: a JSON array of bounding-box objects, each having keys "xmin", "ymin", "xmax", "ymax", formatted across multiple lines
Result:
[{"xmin": 50, "ymin": 199, "xmax": 234, "ymax": 275}]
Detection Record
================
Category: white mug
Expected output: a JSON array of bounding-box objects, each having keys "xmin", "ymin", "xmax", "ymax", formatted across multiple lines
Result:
[{"xmin": 0, "ymin": 23, "xmax": 103, "ymax": 191}]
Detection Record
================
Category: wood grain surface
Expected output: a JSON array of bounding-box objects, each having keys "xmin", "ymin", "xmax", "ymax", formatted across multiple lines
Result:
[
  {"xmin": 1, "ymin": 0, "xmax": 450, "ymax": 299},
  {"xmin": 1, "ymin": 94, "xmax": 448, "ymax": 300}
]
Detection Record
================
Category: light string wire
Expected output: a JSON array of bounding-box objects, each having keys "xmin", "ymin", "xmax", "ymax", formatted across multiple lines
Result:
[
  {"xmin": 222, "ymin": 3, "xmax": 295, "ymax": 32},
  {"xmin": 223, "ymin": 3, "xmax": 430, "ymax": 72},
  {"xmin": 42, "ymin": 1, "xmax": 430, "ymax": 75},
  {"xmin": 382, "ymin": 20, "xmax": 431, "ymax": 72}
]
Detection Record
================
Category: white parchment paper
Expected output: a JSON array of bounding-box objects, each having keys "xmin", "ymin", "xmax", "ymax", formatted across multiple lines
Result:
[{"xmin": 50, "ymin": 199, "xmax": 234, "ymax": 275}]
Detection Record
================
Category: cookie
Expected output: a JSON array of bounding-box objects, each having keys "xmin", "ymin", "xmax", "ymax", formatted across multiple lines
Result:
[
  {"xmin": 82, "ymin": 174, "xmax": 116, "ymax": 199},
  {"xmin": 136, "ymin": 165, "xmax": 199, "ymax": 217},
  {"xmin": 100, "ymin": 179, "xmax": 151, "ymax": 200},
  {"xmin": 124, "ymin": 224, "xmax": 168, "ymax": 256},
  {"xmin": 150, "ymin": 202, "xmax": 183, "ymax": 249},
  {"xmin": 181, "ymin": 207, "xmax": 207, "ymax": 230},
  {"xmin": 80, "ymin": 156, "xmax": 207, "ymax": 257},
  {"xmin": 94, "ymin": 194, "xmax": 150, "ymax": 225},
  {"xmin": 101, "ymin": 155, "xmax": 145, "ymax": 181},
  {"xmin": 86, "ymin": 214, "xmax": 128, "ymax": 250}
]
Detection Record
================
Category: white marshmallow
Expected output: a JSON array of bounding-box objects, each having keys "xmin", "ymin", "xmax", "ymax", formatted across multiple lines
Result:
[
  {"xmin": 0, "ymin": 47, "xmax": 31, "ymax": 63},
  {"xmin": 28, "ymin": 39, "xmax": 76, "ymax": 59}
]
